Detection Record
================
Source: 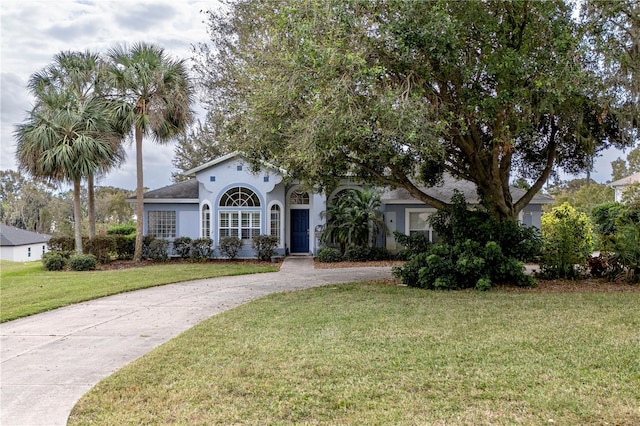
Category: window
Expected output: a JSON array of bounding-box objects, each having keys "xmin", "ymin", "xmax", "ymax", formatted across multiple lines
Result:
[
  {"xmin": 28, "ymin": 247, "xmax": 31, "ymax": 258},
  {"xmin": 270, "ymin": 204, "xmax": 281, "ymax": 238},
  {"xmin": 202, "ymin": 204, "xmax": 211, "ymax": 238},
  {"xmin": 290, "ymin": 190, "xmax": 310, "ymax": 205},
  {"xmin": 148, "ymin": 211, "xmax": 176, "ymax": 238},
  {"xmin": 407, "ymin": 209, "xmax": 439, "ymax": 242},
  {"xmin": 219, "ymin": 187, "xmax": 261, "ymax": 241}
]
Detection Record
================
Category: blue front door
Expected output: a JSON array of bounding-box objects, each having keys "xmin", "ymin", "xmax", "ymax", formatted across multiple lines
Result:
[{"xmin": 291, "ymin": 209, "xmax": 309, "ymax": 253}]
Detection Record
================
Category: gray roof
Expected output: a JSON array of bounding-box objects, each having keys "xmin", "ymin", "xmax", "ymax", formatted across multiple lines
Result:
[
  {"xmin": 381, "ymin": 174, "xmax": 554, "ymax": 205},
  {"xmin": 141, "ymin": 179, "xmax": 199, "ymax": 200},
  {"xmin": 0, "ymin": 224, "xmax": 51, "ymax": 247},
  {"xmin": 610, "ymin": 172, "xmax": 640, "ymax": 187}
]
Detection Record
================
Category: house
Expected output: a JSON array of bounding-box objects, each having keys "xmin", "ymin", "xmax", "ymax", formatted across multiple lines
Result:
[
  {"xmin": 139, "ymin": 153, "xmax": 553, "ymax": 257},
  {"xmin": 610, "ymin": 172, "xmax": 640, "ymax": 203},
  {"xmin": 0, "ymin": 224, "xmax": 51, "ymax": 262}
]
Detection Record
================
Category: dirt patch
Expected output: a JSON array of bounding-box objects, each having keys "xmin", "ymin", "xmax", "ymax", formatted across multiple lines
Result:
[
  {"xmin": 98, "ymin": 258, "xmax": 282, "ymax": 271},
  {"xmin": 313, "ymin": 259, "xmax": 406, "ymax": 269}
]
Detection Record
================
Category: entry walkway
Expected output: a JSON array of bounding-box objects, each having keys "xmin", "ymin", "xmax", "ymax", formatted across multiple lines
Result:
[{"xmin": 1, "ymin": 257, "xmax": 392, "ymax": 425}]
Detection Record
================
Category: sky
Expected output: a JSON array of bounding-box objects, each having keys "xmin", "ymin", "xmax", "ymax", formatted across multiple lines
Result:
[
  {"xmin": 1, "ymin": 0, "xmax": 216, "ymax": 190},
  {"xmin": 0, "ymin": 1, "xmax": 630, "ymax": 192}
]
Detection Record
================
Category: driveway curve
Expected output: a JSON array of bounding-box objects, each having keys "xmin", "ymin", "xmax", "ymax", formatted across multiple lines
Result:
[{"xmin": 1, "ymin": 257, "xmax": 393, "ymax": 425}]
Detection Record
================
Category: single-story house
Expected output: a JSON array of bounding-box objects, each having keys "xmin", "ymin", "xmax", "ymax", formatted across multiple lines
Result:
[
  {"xmin": 138, "ymin": 153, "xmax": 553, "ymax": 257},
  {"xmin": 0, "ymin": 224, "xmax": 51, "ymax": 262},
  {"xmin": 610, "ymin": 172, "xmax": 640, "ymax": 203}
]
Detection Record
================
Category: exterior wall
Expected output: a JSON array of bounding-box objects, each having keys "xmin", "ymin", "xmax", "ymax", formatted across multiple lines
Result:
[
  {"xmin": 520, "ymin": 204, "xmax": 543, "ymax": 230},
  {"xmin": 1, "ymin": 243, "xmax": 48, "ymax": 262},
  {"xmin": 143, "ymin": 203, "xmax": 199, "ymax": 239}
]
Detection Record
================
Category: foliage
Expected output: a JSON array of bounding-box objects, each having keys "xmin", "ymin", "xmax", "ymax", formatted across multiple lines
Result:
[
  {"xmin": 343, "ymin": 246, "xmax": 370, "ymax": 262},
  {"xmin": 107, "ymin": 222, "xmax": 136, "ymax": 236},
  {"xmin": 146, "ymin": 239, "xmax": 169, "ymax": 262},
  {"xmin": 610, "ymin": 223, "xmax": 640, "ymax": 282},
  {"xmin": 546, "ymin": 179, "xmax": 615, "ymax": 215},
  {"xmin": 106, "ymin": 42, "xmax": 195, "ymax": 262},
  {"xmin": 42, "ymin": 251, "xmax": 69, "ymax": 271},
  {"xmin": 321, "ymin": 188, "xmax": 386, "ymax": 250},
  {"xmin": 171, "ymin": 120, "xmax": 224, "ymax": 183},
  {"xmin": 540, "ymin": 203, "xmax": 594, "ymax": 279},
  {"xmin": 251, "ymin": 235, "xmax": 279, "ymax": 261},
  {"xmin": 317, "ymin": 247, "xmax": 343, "ymax": 263},
  {"xmin": 48, "ymin": 236, "xmax": 76, "ymax": 252},
  {"xmin": 218, "ymin": 236, "xmax": 243, "ymax": 260},
  {"xmin": 173, "ymin": 237, "xmax": 193, "ymax": 259},
  {"xmin": 198, "ymin": 0, "xmax": 632, "ymax": 222},
  {"xmin": 85, "ymin": 235, "xmax": 116, "ymax": 264},
  {"xmin": 591, "ymin": 202, "xmax": 624, "ymax": 237},
  {"xmin": 69, "ymin": 254, "xmax": 97, "ymax": 271},
  {"xmin": 191, "ymin": 238, "xmax": 213, "ymax": 261},
  {"xmin": 393, "ymin": 231, "xmax": 431, "ymax": 261},
  {"xmin": 393, "ymin": 192, "xmax": 540, "ymax": 290},
  {"xmin": 368, "ymin": 247, "xmax": 392, "ymax": 261},
  {"xmin": 113, "ymin": 234, "xmax": 135, "ymax": 260}
]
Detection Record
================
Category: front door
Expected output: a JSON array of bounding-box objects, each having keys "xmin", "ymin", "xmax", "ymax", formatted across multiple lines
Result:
[{"xmin": 290, "ymin": 209, "xmax": 309, "ymax": 254}]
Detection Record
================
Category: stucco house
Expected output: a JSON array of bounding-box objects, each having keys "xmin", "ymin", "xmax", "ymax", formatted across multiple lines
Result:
[
  {"xmin": 0, "ymin": 224, "xmax": 51, "ymax": 262},
  {"xmin": 610, "ymin": 172, "xmax": 640, "ymax": 203},
  {"xmin": 139, "ymin": 153, "xmax": 553, "ymax": 257}
]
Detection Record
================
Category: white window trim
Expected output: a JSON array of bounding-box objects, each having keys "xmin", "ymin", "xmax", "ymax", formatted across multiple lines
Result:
[
  {"xmin": 200, "ymin": 201, "xmax": 212, "ymax": 239},
  {"xmin": 267, "ymin": 201, "xmax": 285, "ymax": 248},
  {"xmin": 405, "ymin": 208, "xmax": 437, "ymax": 242}
]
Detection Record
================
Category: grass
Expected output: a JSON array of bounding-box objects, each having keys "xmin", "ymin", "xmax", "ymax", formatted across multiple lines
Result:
[
  {"xmin": 0, "ymin": 260, "xmax": 278, "ymax": 322},
  {"xmin": 69, "ymin": 282, "xmax": 640, "ymax": 425}
]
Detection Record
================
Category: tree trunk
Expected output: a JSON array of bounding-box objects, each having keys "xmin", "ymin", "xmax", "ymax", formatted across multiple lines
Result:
[
  {"xmin": 88, "ymin": 174, "xmax": 96, "ymax": 238},
  {"xmin": 73, "ymin": 179, "xmax": 83, "ymax": 255},
  {"xmin": 133, "ymin": 125, "xmax": 144, "ymax": 262}
]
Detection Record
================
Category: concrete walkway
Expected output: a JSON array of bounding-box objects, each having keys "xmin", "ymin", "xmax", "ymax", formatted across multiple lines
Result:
[{"xmin": 1, "ymin": 257, "xmax": 392, "ymax": 425}]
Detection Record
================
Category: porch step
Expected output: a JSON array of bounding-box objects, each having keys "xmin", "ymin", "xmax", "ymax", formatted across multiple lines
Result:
[{"xmin": 279, "ymin": 255, "xmax": 314, "ymax": 273}]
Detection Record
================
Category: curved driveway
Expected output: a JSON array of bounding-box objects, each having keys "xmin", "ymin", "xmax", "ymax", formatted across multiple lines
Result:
[{"xmin": 1, "ymin": 257, "xmax": 392, "ymax": 425}]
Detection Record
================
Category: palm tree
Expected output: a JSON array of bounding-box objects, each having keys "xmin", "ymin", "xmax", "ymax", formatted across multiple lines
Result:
[
  {"xmin": 321, "ymin": 187, "xmax": 387, "ymax": 251},
  {"xmin": 15, "ymin": 91, "xmax": 123, "ymax": 254},
  {"xmin": 106, "ymin": 42, "xmax": 194, "ymax": 261},
  {"xmin": 28, "ymin": 50, "xmax": 127, "ymax": 238}
]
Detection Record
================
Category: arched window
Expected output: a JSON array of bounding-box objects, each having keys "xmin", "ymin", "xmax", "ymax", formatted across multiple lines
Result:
[
  {"xmin": 219, "ymin": 187, "xmax": 261, "ymax": 241},
  {"xmin": 290, "ymin": 190, "xmax": 310, "ymax": 205},
  {"xmin": 270, "ymin": 204, "xmax": 281, "ymax": 239},
  {"xmin": 201, "ymin": 204, "xmax": 211, "ymax": 238}
]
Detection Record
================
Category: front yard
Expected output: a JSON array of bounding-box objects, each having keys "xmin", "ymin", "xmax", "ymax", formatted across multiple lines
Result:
[{"xmin": 69, "ymin": 282, "xmax": 640, "ymax": 425}]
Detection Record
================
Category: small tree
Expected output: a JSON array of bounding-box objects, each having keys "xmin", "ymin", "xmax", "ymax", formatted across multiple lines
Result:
[
  {"xmin": 540, "ymin": 203, "xmax": 594, "ymax": 279},
  {"xmin": 252, "ymin": 235, "xmax": 279, "ymax": 261},
  {"xmin": 218, "ymin": 236, "xmax": 243, "ymax": 260}
]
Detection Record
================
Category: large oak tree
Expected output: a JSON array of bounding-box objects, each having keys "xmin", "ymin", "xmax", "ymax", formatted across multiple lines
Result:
[{"xmin": 197, "ymin": 0, "xmax": 635, "ymax": 221}]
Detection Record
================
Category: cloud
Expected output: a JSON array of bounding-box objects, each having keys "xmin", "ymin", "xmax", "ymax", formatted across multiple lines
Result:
[{"xmin": 114, "ymin": 2, "xmax": 177, "ymax": 32}]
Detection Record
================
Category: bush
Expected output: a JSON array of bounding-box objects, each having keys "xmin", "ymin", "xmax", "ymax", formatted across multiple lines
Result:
[
  {"xmin": 48, "ymin": 236, "xmax": 75, "ymax": 252},
  {"xmin": 113, "ymin": 234, "xmax": 135, "ymax": 260},
  {"xmin": 219, "ymin": 236, "xmax": 243, "ymax": 259},
  {"xmin": 147, "ymin": 239, "xmax": 169, "ymax": 262},
  {"xmin": 393, "ymin": 191, "xmax": 538, "ymax": 290},
  {"xmin": 343, "ymin": 246, "xmax": 370, "ymax": 262},
  {"xmin": 540, "ymin": 203, "xmax": 594, "ymax": 279},
  {"xmin": 610, "ymin": 223, "xmax": 640, "ymax": 283},
  {"xmin": 142, "ymin": 235, "xmax": 157, "ymax": 259},
  {"xmin": 85, "ymin": 235, "xmax": 115, "ymax": 264},
  {"xmin": 42, "ymin": 251, "xmax": 68, "ymax": 271},
  {"xmin": 393, "ymin": 231, "xmax": 431, "ymax": 260},
  {"xmin": 69, "ymin": 254, "xmax": 97, "ymax": 271},
  {"xmin": 369, "ymin": 246, "xmax": 392, "ymax": 261},
  {"xmin": 173, "ymin": 237, "xmax": 192, "ymax": 258},
  {"xmin": 252, "ymin": 235, "xmax": 279, "ymax": 261},
  {"xmin": 317, "ymin": 247, "xmax": 343, "ymax": 263},
  {"xmin": 106, "ymin": 223, "xmax": 136, "ymax": 236},
  {"xmin": 191, "ymin": 238, "xmax": 213, "ymax": 261}
]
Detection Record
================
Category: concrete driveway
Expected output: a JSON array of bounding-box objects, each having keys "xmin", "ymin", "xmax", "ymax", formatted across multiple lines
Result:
[{"xmin": 1, "ymin": 257, "xmax": 393, "ymax": 425}]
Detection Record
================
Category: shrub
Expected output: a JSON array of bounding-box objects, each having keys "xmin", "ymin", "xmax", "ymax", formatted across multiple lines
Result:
[
  {"xmin": 252, "ymin": 235, "xmax": 279, "ymax": 261},
  {"xmin": 48, "ymin": 236, "xmax": 75, "ymax": 252},
  {"xmin": 610, "ymin": 223, "xmax": 640, "ymax": 283},
  {"xmin": 69, "ymin": 254, "xmax": 97, "ymax": 271},
  {"xmin": 540, "ymin": 203, "xmax": 594, "ymax": 279},
  {"xmin": 191, "ymin": 238, "xmax": 213, "ymax": 261},
  {"xmin": 317, "ymin": 247, "xmax": 343, "ymax": 263},
  {"xmin": 106, "ymin": 223, "xmax": 136, "ymax": 236},
  {"xmin": 219, "ymin": 236, "xmax": 243, "ymax": 259},
  {"xmin": 147, "ymin": 239, "xmax": 169, "ymax": 262},
  {"xmin": 343, "ymin": 246, "xmax": 370, "ymax": 262},
  {"xmin": 173, "ymin": 237, "xmax": 192, "ymax": 258},
  {"xmin": 113, "ymin": 234, "xmax": 135, "ymax": 260},
  {"xmin": 393, "ymin": 231, "xmax": 431, "ymax": 260},
  {"xmin": 369, "ymin": 246, "xmax": 391, "ymax": 261},
  {"xmin": 142, "ymin": 235, "xmax": 157, "ymax": 259},
  {"xmin": 42, "ymin": 251, "xmax": 68, "ymax": 271},
  {"xmin": 85, "ymin": 235, "xmax": 115, "ymax": 264}
]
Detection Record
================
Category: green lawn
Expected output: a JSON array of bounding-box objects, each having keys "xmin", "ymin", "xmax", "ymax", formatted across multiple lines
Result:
[
  {"xmin": 0, "ymin": 260, "xmax": 278, "ymax": 322},
  {"xmin": 69, "ymin": 283, "xmax": 640, "ymax": 425}
]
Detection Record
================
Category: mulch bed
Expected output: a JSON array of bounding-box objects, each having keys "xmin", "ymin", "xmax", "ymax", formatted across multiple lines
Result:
[{"xmin": 98, "ymin": 258, "xmax": 281, "ymax": 271}]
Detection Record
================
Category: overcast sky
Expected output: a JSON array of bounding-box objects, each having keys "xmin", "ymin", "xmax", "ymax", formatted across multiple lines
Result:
[
  {"xmin": 1, "ymin": 0, "xmax": 216, "ymax": 191},
  {"xmin": 0, "ymin": 1, "xmax": 628, "ymax": 192}
]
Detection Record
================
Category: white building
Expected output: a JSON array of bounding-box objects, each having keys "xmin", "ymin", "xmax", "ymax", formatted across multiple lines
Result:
[
  {"xmin": 0, "ymin": 224, "xmax": 51, "ymax": 262},
  {"xmin": 610, "ymin": 172, "xmax": 640, "ymax": 203}
]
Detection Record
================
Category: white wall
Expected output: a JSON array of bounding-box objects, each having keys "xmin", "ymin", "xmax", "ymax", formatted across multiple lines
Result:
[{"xmin": 1, "ymin": 243, "xmax": 48, "ymax": 262}]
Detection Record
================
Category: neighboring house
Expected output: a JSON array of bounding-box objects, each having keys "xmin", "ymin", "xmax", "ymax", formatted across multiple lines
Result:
[
  {"xmin": 610, "ymin": 172, "xmax": 640, "ymax": 203},
  {"xmin": 139, "ymin": 153, "xmax": 553, "ymax": 257},
  {"xmin": 0, "ymin": 224, "xmax": 51, "ymax": 262}
]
